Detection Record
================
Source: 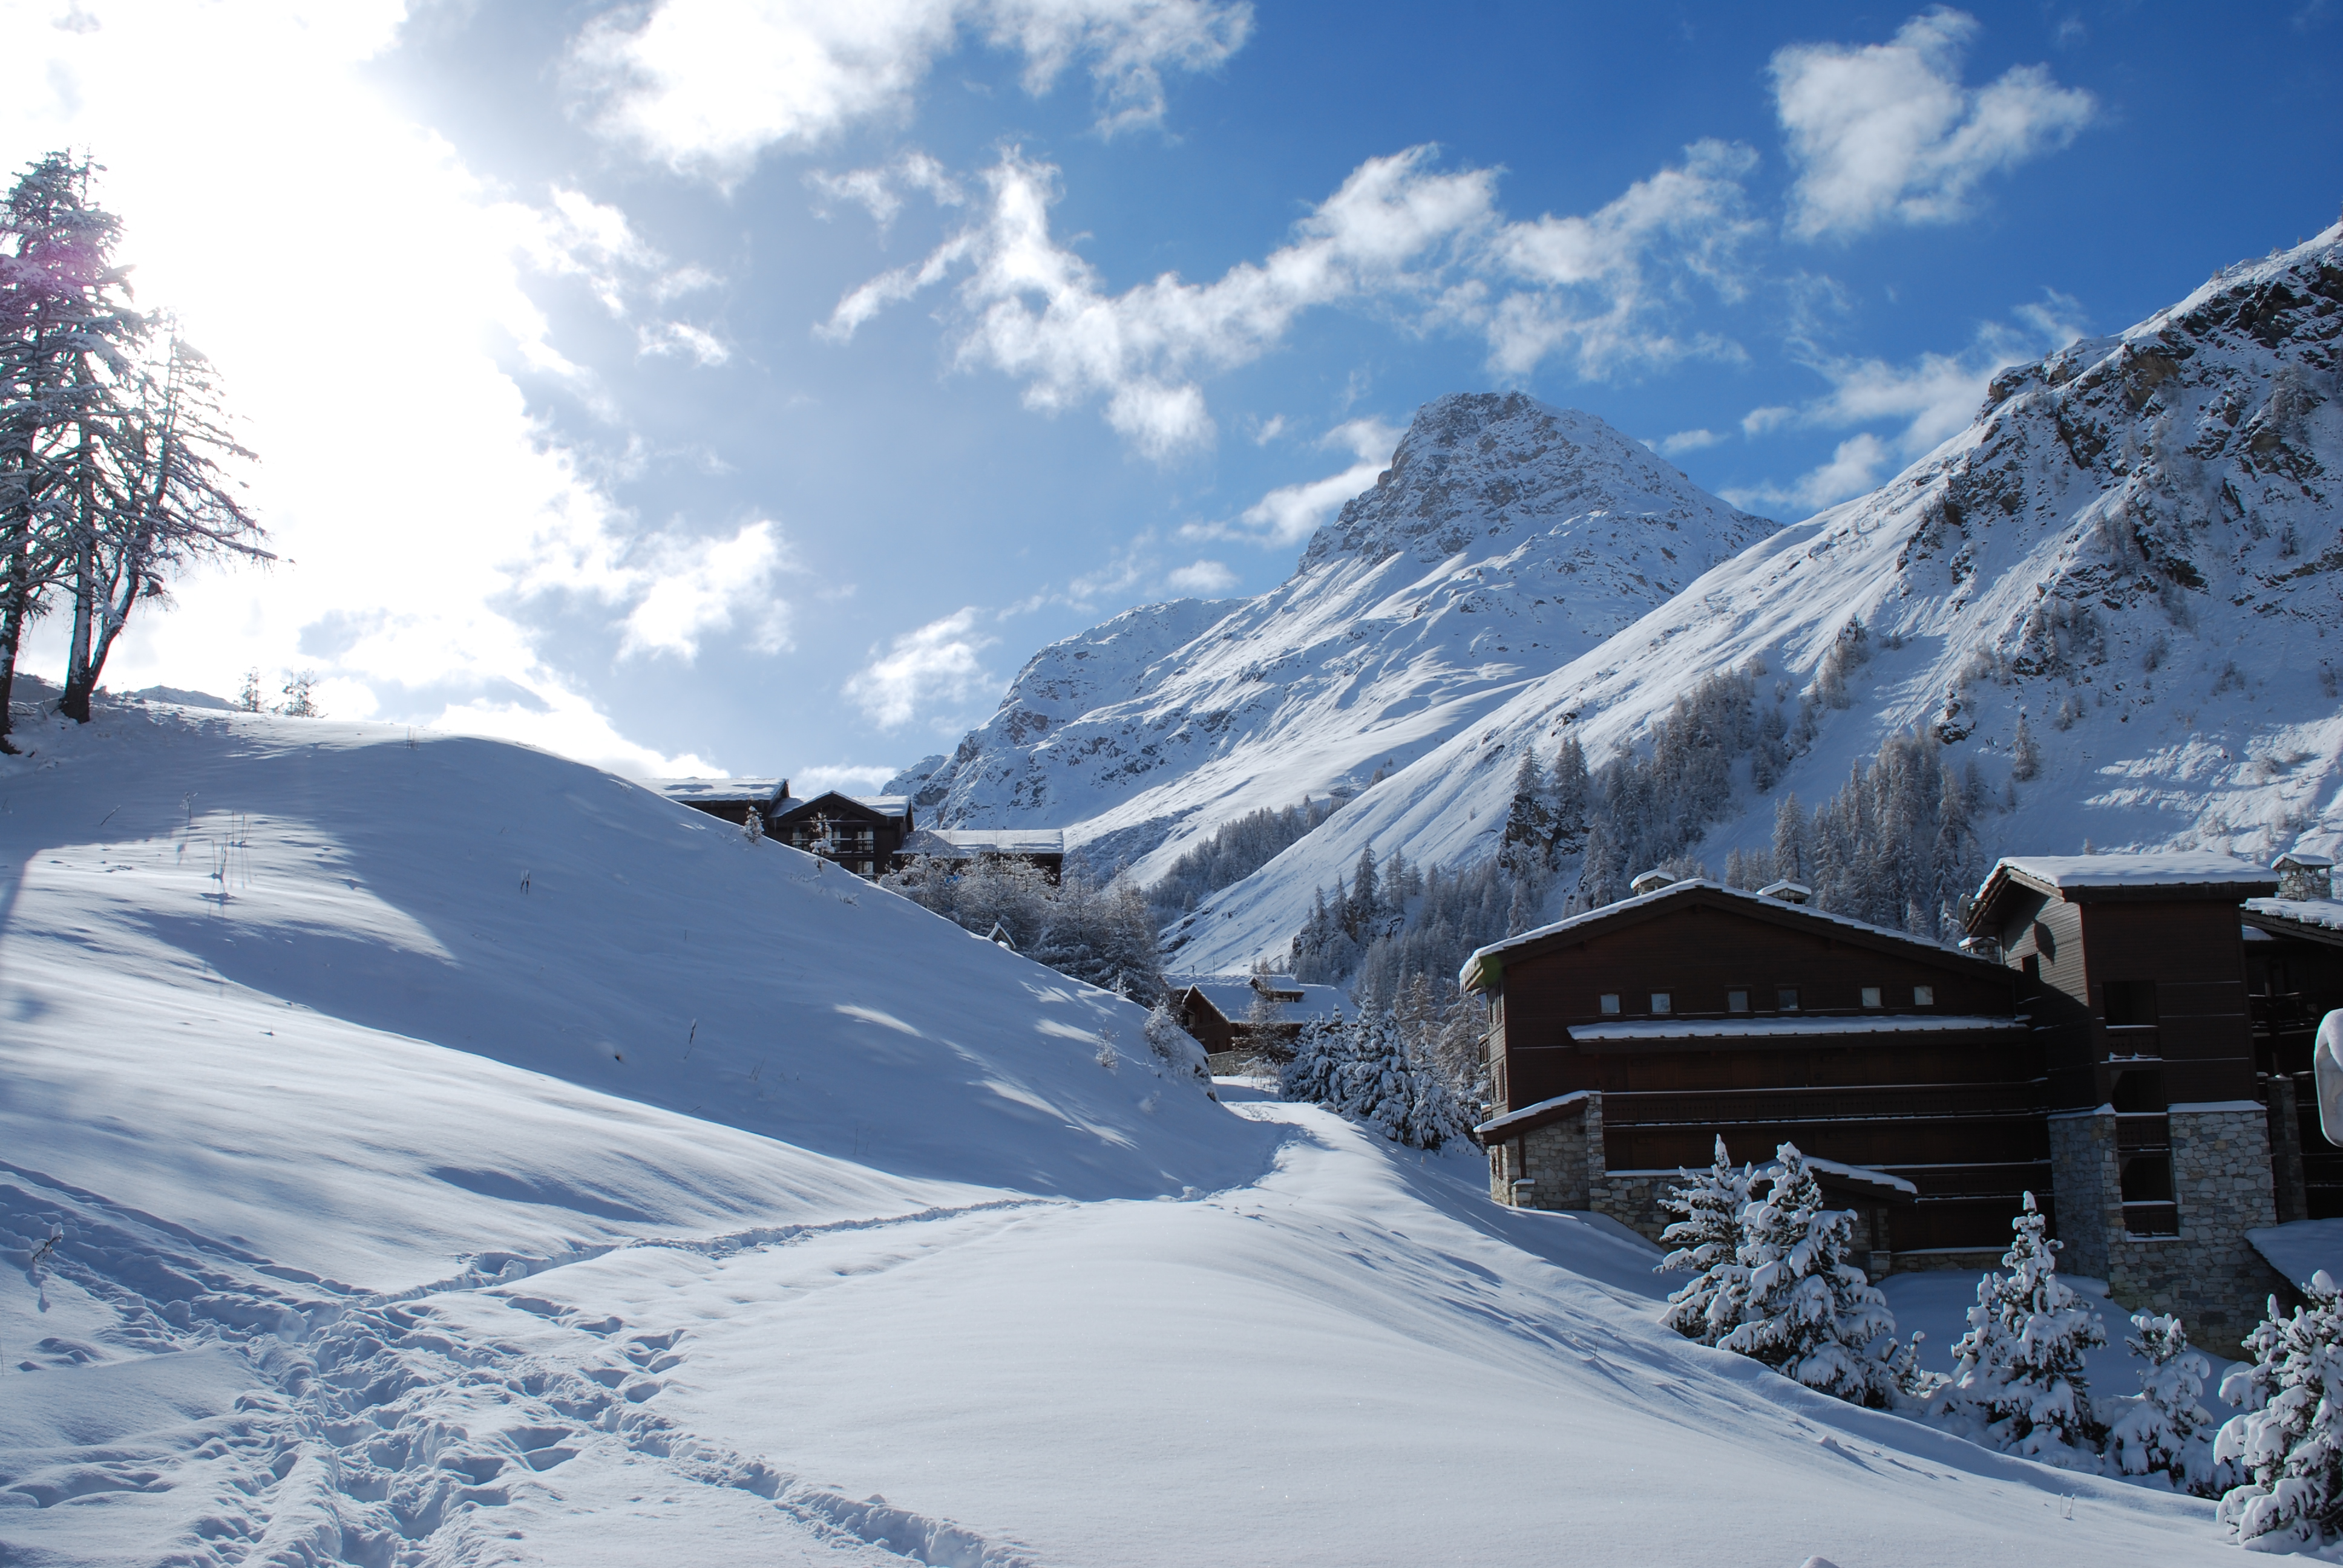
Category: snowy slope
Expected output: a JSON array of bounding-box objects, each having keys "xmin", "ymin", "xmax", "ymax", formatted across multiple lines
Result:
[
  {"xmin": 0, "ymin": 702, "xmax": 2245, "ymax": 1564},
  {"xmin": 1172, "ymin": 222, "xmax": 2343, "ymax": 974},
  {"xmin": 896, "ymin": 394, "xmax": 1772, "ymax": 877}
]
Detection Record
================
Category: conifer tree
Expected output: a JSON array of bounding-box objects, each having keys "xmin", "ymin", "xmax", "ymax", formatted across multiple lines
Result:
[
  {"xmin": 1279, "ymin": 1012, "xmax": 1349, "ymax": 1107},
  {"xmin": 2217, "ymin": 1271, "xmax": 2343, "ymax": 1547},
  {"xmin": 1712, "ymin": 1142, "xmax": 1902, "ymax": 1408},
  {"xmin": 2010, "ymin": 711, "xmax": 2040, "ymax": 782},
  {"xmin": 1936, "ymin": 1192, "xmax": 2106, "ymax": 1458},
  {"xmin": 1659, "ymin": 1137, "xmax": 1757, "ymax": 1345},
  {"xmin": 2108, "ymin": 1311, "xmax": 2218, "ymax": 1495}
]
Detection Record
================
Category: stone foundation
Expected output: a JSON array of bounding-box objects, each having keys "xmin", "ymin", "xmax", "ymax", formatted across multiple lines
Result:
[
  {"xmin": 2048, "ymin": 1102, "xmax": 2284, "ymax": 1349},
  {"xmin": 1487, "ymin": 1095, "xmax": 1601, "ymax": 1210}
]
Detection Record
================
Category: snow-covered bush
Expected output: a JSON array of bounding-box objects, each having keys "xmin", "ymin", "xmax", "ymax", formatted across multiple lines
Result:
[
  {"xmin": 884, "ymin": 855, "xmax": 1163, "ymax": 999},
  {"xmin": 1658, "ymin": 1137, "xmax": 1756, "ymax": 1345},
  {"xmin": 2106, "ymin": 1312, "xmax": 2218, "ymax": 1495},
  {"xmin": 1711, "ymin": 1143, "xmax": 1906, "ymax": 1409},
  {"xmin": 1935, "ymin": 1193, "xmax": 2106, "ymax": 1461},
  {"xmin": 2216, "ymin": 1271, "xmax": 2343, "ymax": 1548}
]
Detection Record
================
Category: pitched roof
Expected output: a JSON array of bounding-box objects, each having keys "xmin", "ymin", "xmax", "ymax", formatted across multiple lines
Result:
[
  {"xmin": 929, "ymin": 828, "xmax": 1066, "ymax": 855},
  {"xmin": 772, "ymin": 790, "xmax": 911, "ymax": 822},
  {"xmin": 1969, "ymin": 852, "xmax": 2279, "ymax": 932},
  {"xmin": 1180, "ymin": 979, "xmax": 1347, "ymax": 1027},
  {"xmin": 1459, "ymin": 878, "xmax": 1987, "ymax": 993},
  {"xmin": 646, "ymin": 777, "xmax": 787, "ymax": 806}
]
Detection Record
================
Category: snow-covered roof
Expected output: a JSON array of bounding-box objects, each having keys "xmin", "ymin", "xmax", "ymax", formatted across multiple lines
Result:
[
  {"xmin": 1181, "ymin": 979, "xmax": 1346, "ymax": 1026},
  {"xmin": 2277, "ymin": 852, "xmax": 2337, "ymax": 872},
  {"xmin": 1567, "ymin": 1014, "xmax": 2024, "ymax": 1044},
  {"xmin": 1985, "ymin": 852, "xmax": 2277, "ymax": 893},
  {"xmin": 646, "ymin": 776, "xmax": 786, "ymax": 806},
  {"xmin": 930, "ymin": 828, "xmax": 1066, "ymax": 855},
  {"xmin": 1475, "ymin": 1091, "xmax": 1594, "ymax": 1137},
  {"xmin": 1460, "ymin": 878, "xmax": 1974, "ymax": 992},
  {"xmin": 2243, "ymin": 898, "xmax": 2343, "ymax": 945},
  {"xmin": 2249, "ymin": 1219, "xmax": 2343, "ymax": 1292}
]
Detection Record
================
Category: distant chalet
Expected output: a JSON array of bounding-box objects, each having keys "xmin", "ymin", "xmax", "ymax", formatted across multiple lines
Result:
[
  {"xmin": 647, "ymin": 777, "xmax": 915, "ymax": 880},
  {"xmin": 648, "ymin": 777, "xmax": 1069, "ymax": 884},
  {"xmin": 894, "ymin": 827, "xmax": 1066, "ymax": 883},
  {"xmin": 1171, "ymin": 973, "xmax": 1346, "ymax": 1071},
  {"xmin": 1464, "ymin": 852, "xmax": 2339, "ymax": 1341}
]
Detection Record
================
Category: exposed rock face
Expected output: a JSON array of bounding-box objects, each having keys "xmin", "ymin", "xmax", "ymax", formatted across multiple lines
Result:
[{"xmin": 888, "ymin": 396, "xmax": 1772, "ymax": 879}]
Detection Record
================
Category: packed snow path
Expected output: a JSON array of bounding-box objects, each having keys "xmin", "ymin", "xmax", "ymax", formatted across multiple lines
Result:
[{"xmin": 1, "ymin": 707, "xmax": 2238, "ymax": 1564}]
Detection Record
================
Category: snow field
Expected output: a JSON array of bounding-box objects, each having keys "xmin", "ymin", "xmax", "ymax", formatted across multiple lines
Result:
[{"xmin": 0, "ymin": 705, "xmax": 2247, "ymax": 1563}]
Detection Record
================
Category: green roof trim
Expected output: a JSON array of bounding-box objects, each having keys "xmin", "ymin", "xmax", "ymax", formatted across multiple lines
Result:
[{"xmin": 1461, "ymin": 950, "xmax": 1502, "ymax": 995}]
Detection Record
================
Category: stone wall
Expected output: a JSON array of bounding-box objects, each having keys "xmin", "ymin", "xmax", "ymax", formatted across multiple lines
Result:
[
  {"xmin": 2048, "ymin": 1102, "xmax": 2285, "ymax": 1348},
  {"xmin": 1487, "ymin": 1095, "xmax": 1600, "ymax": 1210}
]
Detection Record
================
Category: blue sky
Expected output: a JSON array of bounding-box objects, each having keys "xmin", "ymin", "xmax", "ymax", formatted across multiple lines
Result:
[{"xmin": 5, "ymin": 1, "xmax": 2338, "ymax": 785}]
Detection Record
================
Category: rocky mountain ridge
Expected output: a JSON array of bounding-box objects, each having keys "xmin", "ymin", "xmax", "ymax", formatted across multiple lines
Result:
[{"xmin": 888, "ymin": 394, "xmax": 1775, "ymax": 877}]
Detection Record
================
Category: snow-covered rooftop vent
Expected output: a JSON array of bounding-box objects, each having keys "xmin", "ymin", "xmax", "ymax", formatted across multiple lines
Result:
[
  {"xmin": 1758, "ymin": 879, "xmax": 1811, "ymax": 906},
  {"xmin": 1959, "ymin": 935, "xmax": 2002, "ymax": 961},
  {"xmin": 1628, "ymin": 869, "xmax": 1675, "ymax": 897},
  {"xmin": 2276, "ymin": 853, "xmax": 2336, "ymax": 902}
]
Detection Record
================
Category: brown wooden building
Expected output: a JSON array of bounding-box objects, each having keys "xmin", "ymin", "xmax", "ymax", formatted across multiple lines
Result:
[
  {"xmin": 1464, "ymin": 853, "xmax": 2309, "ymax": 1339},
  {"xmin": 1170, "ymin": 974, "xmax": 1347, "ymax": 1070},
  {"xmin": 2241, "ymin": 855, "xmax": 2343, "ymax": 1219},
  {"xmin": 768, "ymin": 791, "xmax": 914, "ymax": 880},
  {"xmin": 1463, "ymin": 878, "xmax": 2025, "ymax": 1261}
]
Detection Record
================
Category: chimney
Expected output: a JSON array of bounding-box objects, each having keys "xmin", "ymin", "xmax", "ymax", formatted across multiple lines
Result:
[
  {"xmin": 1758, "ymin": 879, "xmax": 1812, "ymax": 906},
  {"xmin": 1629, "ymin": 869, "xmax": 1675, "ymax": 897},
  {"xmin": 2275, "ymin": 852, "xmax": 2335, "ymax": 902}
]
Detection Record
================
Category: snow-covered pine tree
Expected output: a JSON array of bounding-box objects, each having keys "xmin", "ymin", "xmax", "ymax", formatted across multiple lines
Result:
[
  {"xmin": 741, "ymin": 805, "xmax": 763, "ymax": 841},
  {"xmin": 1936, "ymin": 1192, "xmax": 2106, "ymax": 1459},
  {"xmin": 277, "ymin": 670, "xmax": 320, "ymax": 717},
  {"xmin": 2107, "ymin": 1311, "xmax": 2218, "ymax": 1495},
  {"xmin": 1340, "ymin": 1008, "xmax": 1411, "ymax": 1140},
  {"xmin": 1279, "ymin": 1012, "xmax": 1349, "ymax": 1106},
  {"xmin": 1712, "ymin": 1142, "xmax": 1902, "ymax": 1408},
  {"xmin": 2216, "ymin": 1271, "xmax": 2343, "ymax": 1548},
  {"xmin": 1659, "ymin": 1136, "xmax": 1757, "ymax": 1346}
]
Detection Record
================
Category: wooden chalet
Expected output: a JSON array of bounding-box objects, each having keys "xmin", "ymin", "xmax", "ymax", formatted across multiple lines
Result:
[
  {"xmin": 646, "ymin": 776, "xmax": 789, "ymax": 831},
  {"xmin": 768, "ymin": 791, "xmax": 914, "ymax": 880},
  {"xmin": 2240, "ymin": 854, "xmax": 2343, "ymax": 1218},
  {"xmin": 1467, "ymin": 852, "xmax": 2312, "ymax": 1336},
  {"xmin": 1170, "ymin": 973, "xmax": 1347, "ymax": 1071},
  {"xmin": 893, "ymin": 828, "xmax": 1067, "ymax": 883},
  {"xmin": 1463, "ymin": 878, "xmax": 2022, "ymax": 1269}
]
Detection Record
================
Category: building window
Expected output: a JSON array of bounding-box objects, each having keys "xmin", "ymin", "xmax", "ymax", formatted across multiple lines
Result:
[
  {"xmin": 1913, "ymin": 985, "xmax": 1934, "ymax": 1006},
  {"xmin": 1651, "ymin": 992, "xmax": 1672, "ymax": 1015},
  {"xmin": 1599, "ymin": 993, "xmax": 1620, "ymax": 1015},
  {"xmin": 1726, "ymin": 988, "xmax": 1750, "ymax": 1014},
  {"xmin": 1861, "ymin": 987, "xmax": 1883, "ymax": 1008},
  {"xmin": 1777, "ymin": 987, "xmax": 1800, "ymax": 1012},
  {"xmin": 2103, "ymin": 980, "xmax": 2158, "ymax": 1027}
]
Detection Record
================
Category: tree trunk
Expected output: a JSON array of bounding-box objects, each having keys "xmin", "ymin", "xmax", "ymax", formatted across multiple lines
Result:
[{"xmin": 0, "ymin": 597, "xmax": 24, "ymax": 754}]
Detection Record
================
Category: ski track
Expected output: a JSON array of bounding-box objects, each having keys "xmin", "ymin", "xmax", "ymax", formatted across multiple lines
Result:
[{"xmin": 1, "ymin": 1168, "xmax": 1060, "ymax": 1567}]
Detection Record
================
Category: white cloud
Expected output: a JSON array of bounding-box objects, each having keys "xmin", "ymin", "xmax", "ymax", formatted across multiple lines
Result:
[
  {"xmin": 1654, "ymin": 428, "xmax": 1725, "ymax": 457},
  {"xmin": 825, "ymin": 142, "xmax": 1755, "ymax": 458},
  {"xmin": 639, "ymin": 321, "xmax": 733, "ymax": 365},
  {"xmin": 572, "ymin": 0, "xmax": 1252, "ymax": 183},
  {"xmin": 617, "ymin": 520, "xmax": 794, "ymax": 659},
  {"xmin": 1188, "ymin": 416, "xmax": 1400, "ymax": 547},
  {"xmin": 793, "ymin": 762, "xmax": 902, "ymax": 795},
  {"xmin": 1772, "ymin": 8, "xmax": 2096, "ymax": 241},
  {"xmin": 1730, "ymin": 292, "xmax": 2085, "ymax": 515},
  {"xmin": 1164, "ymin": 559, "xmax": 1236, "ymax": 593},
  {"xmin": 844, "ymin": 608, "xmax": 998, "ymax": 729},
  {"xmin": 808, "ymin": 150, "xmax": 966, "ymax": 232},
  {"xmin": 0, "ymin": 4, "xmax": 772, "ymax": 777},
  {"xmin": 1723, "ymin": 433, "xmax": 1893, "ymax": 514}
]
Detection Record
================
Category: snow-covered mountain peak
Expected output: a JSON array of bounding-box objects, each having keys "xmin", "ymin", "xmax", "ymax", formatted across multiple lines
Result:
[
  {"xmin": 896, "ymin": 397, "xmax": 1771, "ymax": 878},
  {"xmin": 1166, "ymin": 221, "xmax": 2343, "ymax": 975},
  {"xmin": 1300, "ymin": 392, "xmax": 1743, "ymax": 571}
]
